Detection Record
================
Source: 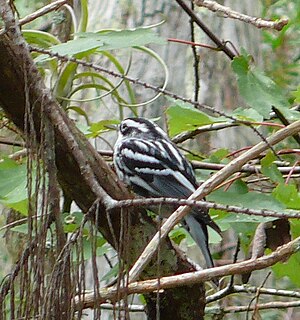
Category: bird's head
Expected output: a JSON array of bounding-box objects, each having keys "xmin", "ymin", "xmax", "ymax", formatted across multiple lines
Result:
[{"xmin": 117, "ymin": 117, "xmax": 169, "ymax": 140}]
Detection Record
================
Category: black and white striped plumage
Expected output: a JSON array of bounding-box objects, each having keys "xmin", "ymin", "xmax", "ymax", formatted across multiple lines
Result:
[{"xmin": 113, "ymin": 117, "xmax": 221, "ymax": 269}]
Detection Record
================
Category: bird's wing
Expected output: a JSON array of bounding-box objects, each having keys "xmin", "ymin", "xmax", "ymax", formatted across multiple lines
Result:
[
  {"xmin": 117, "ymin": 138, "xmax": 197, "ymax": 197},
  {"xmin": 116, "ymin": 138, "xmax": 221, "ymax": 234}
]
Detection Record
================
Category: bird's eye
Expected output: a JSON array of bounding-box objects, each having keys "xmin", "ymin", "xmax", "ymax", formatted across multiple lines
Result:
[{"xmin": 120, "ymin": 122, "xmax": 129, "ymax": 134}]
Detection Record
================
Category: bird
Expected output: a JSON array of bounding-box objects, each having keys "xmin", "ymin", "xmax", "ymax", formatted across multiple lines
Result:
[{"xmin": 113, "ymin": 117, "xmax": 221, "ymax": 271}]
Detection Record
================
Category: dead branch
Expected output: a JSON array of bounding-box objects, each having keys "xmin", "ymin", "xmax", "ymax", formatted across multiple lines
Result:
[
  {"xmin": 195, "ymin": 0, "xmax": 289, "ymax": 31},
  {"xmin": 207, "ymin": 300, "xmax": 300, "ymax": 314},
  {"xmin": 19, "ymin": 0, "xmax": 68, "ymax": 27},
  {"xmin": 207, "ymin": 284, "xmax": 300, "ymax": 303},
  {"xmin": 110, "ymin": 197, "xmax": 300, "ymax": 219}
]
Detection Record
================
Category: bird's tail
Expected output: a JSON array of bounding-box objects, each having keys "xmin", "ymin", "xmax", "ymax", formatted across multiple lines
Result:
[
  {"xmin": 184, "ymin": 214, "xmax": 214, "ymax": 268},
  {"xmin": 184, "ymin": 214, "xmax": 219, "ymax": 286}
]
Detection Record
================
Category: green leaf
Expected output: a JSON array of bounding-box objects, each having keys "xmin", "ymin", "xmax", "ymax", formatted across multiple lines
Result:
[
  {"xmin": 273, "ymin": 183, "xmax": 300, "ymax": 209},
  {"xmin": 72, "ymin": 234, "xmax": 108, "ymax": 262},
  {"xmin": 212, "ymin": 209, "xmax": 267, "ymax": 225},
  {"xmin": 232, "ymin": 55, "xmax": 289, "ymax": 118},
  {"xmin": 10, "ymin": 222, "xmax": 29, "ymax": 234},
  {"xmin": 292, "ymin": 86, "xmax": 300, "ymax": 103},
  {"xmin": 166, "ymin": 100, "xmax": 224, "ymax": 137},
  {"xmin": 232, "ymin": 107, "xmax": 264, "ymax": 122},
  {"xmin": 36, "ymin": 28, "xmax": 166, "ymax": 62},
  {"xmin": 272, "ymin": 251, "xmax": 300, "ymax": 286},
  {"xmin": 224, "ymin": 179, "xmax": 249, "ymax": 195},
  {"xmin": 67, "ymin": 106, "xmax": 90, "ymax": 124},
  {"xmin": 0, "ymin": 158, "xmax": 35, "ymax": 215},
  {"xmin": 50, "ymin": 36, "xmax": 101, "ymax": 56},
  {"xmin": 23, "ymin": 30, "xmax": 60, "ymax": 48},
  {"xmin": 96, "ymin": 244, "xmax": 110, "ymax": 256},
  {"xmin": 6, "ymin": 199, "xmax": 29, "ymax": 215},
  {"xmin": 208, "ymin": 188, "xmax": 285, "ymax": 225},
  {"xmin": 93, "ymin": 28, "xmax": 166, "ymax": 50},
  {"xmin": 260, "ymin": 151, "xmax": 284, "ymax": 183},
  {"xmin": 87, "ymin": 119, "xmax": 119, "ymax": 138},
  {"xmin": 169, "ymin": 227, "xmax": 188, "ymax": 245},
  {"xmin": 209, "ymin": 188, "xmax": 284, "ymax": 212},
  {"xmin": 102, "ymin": 263, "xmax": 119, "ymax": 282},
  {"xmin": 205, "ymin": 148, "xmax": 230, "ymax": 164}
]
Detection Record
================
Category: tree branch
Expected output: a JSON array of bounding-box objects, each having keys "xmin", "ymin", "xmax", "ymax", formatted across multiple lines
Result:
[
  {"xmin": 207, "ymin": 284, "xmax": 300, "ymax": 303},
  {"xmin": 19, "ymin": 0, "xmax": 68, "ymax": 27},
  {"xmin": 192, "ymin": 161, "xmax": 300, "ymax": 174},
  {"xmin": 75, "ymin": 235, "xmax": 300, "ymax": 309},
  {"xmin": 109, "ymin": 197, "xmax": 300, "ymax": 220},
  {"xmin": 174, "ymin": 0, "xmax": 236, "ymax": 59},
  {"xmin": 207, "ymin": 300, "xmax": 300, "ymax": 314},
  {"xmin": 195, "ymin": 0, "xmax": 288, "ymax": 31}
]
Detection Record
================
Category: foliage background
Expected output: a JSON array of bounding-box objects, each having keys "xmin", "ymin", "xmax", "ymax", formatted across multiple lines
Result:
[{"xmin": 0, "ymin": 0, "xmax": 300, "ymax": 319}]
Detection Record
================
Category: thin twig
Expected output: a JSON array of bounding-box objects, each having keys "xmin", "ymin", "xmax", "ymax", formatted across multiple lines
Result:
[
  {"xmin": 0, "ymin": 137, "xmax": 25, "ymax": 147},
  {"xmin": 0, "ymin": 214, "xmax": 43, "ymax": 232},
  {"xmin": 109, "ymin": 197, "xmax": 300, "ymax": 219},
  {"xmin": 174, "ymin": 0, "xmax": 236, "ymax": 59},
  {"xmin": 247, "ymin": 272, "xmax": 272, "ymax": 319},
  {"xmin": 207, "ymin": 284, "xmax": 300, "ymax": 303},
  {"xmin": 189, "ymin": 0, "xmax": 200, "ymax": 102},
  {"xmin": 168, "ymin": 37, "xmax": 218, "ymax": 50},
  {"xmin": 19, "ymin": 0, "xmax": 68, "ymax": 27},
  {"xmin": 195, "ymin": 0, "xmax": 288, "ymax": 31},
  {"xmin": 0, "ymin": 148, "xmax": 28, "ymax": 163},
  {"xmin": 172, "ymin": 121, "xmax": 285, "ymax": 144},
  {"xmin": 172, "ymin": 122, "xmax": 238, "ymax": 143},
  {"xmin": 206, "ymin": 300, "xmax": 300, "ymax": 314},
  {"xmin": 192, "ymin": 161, "xmax": 300, "ymax": 174},
  {"xmin": 28, "ymin": 46, "xmax": 237, "ymax": 121},
  {"xmin": 29, "ymin": 46, "xmax": 279, "ymax": 156},
  {"xmin": 285, "ymin": 160, "xmax": 299, "ymax": 184},
  {"xmin": 100, "ymin": 303, "xmax": 144, "ymax": 313},
  {"xmin": 99, "ymin": 149, "xmax": 300, "ymax": 175}
]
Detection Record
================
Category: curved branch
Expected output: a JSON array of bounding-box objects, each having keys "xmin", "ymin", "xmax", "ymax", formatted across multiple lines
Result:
[
  {"xmin": 75, "ymin": 236, "xmax": 300, "ymax": 310},
  {"xmin": 195, "ymin": 0, "xmax": 288, "ymax": 31}
]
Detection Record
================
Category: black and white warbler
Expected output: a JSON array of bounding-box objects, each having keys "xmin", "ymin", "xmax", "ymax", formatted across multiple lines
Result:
[{"xmin": 113, "ymin": 117, "xmax": 221, "ymax": 269}]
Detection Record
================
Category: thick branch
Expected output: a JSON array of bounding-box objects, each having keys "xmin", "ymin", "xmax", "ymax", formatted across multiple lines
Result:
[{"xmin": 75, "ymin": 236, "xmax": 300, "ymax": 309}]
